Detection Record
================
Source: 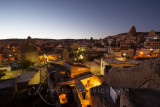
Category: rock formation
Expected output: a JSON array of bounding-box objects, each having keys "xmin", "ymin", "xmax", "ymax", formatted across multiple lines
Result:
[
  {"xmin": 148, "ymin": 29, "xmax": 157, "ymax": 37},
  {"xmin": 21, "ymin": 36, "xmax": 40, "ymax": 65},
  {"xmin": 128, "ymin": 26, "xmax": 136, "ymax": 37},
  {"xmin": 90, "ymin": 37, "xmax": 94, "ymax": 43},
  {"xmin": 104, "ymin": 58, "xmax": 160, "ymax": 90}
]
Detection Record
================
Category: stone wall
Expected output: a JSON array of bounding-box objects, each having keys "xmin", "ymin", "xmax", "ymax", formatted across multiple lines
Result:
[
  {"xmin": 89, "ymin": 83, "xmax": 118, "ymax": 107},
  {"xmin": 36, "ymin": 65, "xmax": 47, "ymax": 82},
  {"xmin": 120, "ymin": 90, "xmax": 133, "ymax": 107},
  {"xmin": 28, "ymin": 70, "xmax": 40, "ymax": 85},
  {"xmin": 104, "ymin": 58, "xmax": 160, "ymax": 90},
  {"xmin": 17, "ymin": 70, "xmax": 40, "ymax": 90}
]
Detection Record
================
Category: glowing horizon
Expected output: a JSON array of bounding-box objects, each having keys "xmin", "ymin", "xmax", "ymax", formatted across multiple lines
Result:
[{"xmin": 0, "ymin": 0, "xmax": 160, "ymax": 39}]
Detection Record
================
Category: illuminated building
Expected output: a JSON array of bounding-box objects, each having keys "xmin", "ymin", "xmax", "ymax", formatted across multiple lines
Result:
[
  {"xmin": 100, "ymin": 58, "xmax": 139, "ymax": 75},
  {"xmin": 144, "ymin": 39, "xmax": 160, "ymax": 49},
  {"xmin": 134, "ymin": 48, "xmax": 159, "ymax": 59},
  {"xmin": 39, "ymin": 54, "xmax": 60, "ymax": 64},
  {"xmin": 47, "ymin": 62, "xmax": 102, "ymax": 107},
  {"xmin": 63, "ymin": 61, "xmax": 90, "ymax": 78},
  {"xmin": 59, "ymin": 94, "xmax": 68, "ymax": 104}
]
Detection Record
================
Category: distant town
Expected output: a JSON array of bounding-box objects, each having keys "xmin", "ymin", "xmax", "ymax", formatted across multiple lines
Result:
[{"xmin": 0, "ymin": 26, "xmax": 160, "ymax": 107}]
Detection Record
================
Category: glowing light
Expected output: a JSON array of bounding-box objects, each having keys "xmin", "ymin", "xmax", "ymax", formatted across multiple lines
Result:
[
  {"xmin": 40, "ymin": 54, "xmax": 58, "ymax": 64},
  {"xmin": 81, "ymin": 76, "xmax": 102, "ymax": 91},
  {"xmin": 150, "ymin": 48, "xmax": 153, "ymax": 51},
  {"xmin": 13, "ymin": 49, "xmax": 16, "ymax": 52},
  {"xmin": 123, "ymin": 53, "xmax": 126, "ymax": 56},
  {"xmin": 79, "ymin": 54, "xmax": 83, "ymax": 59},
  {"xmin": 140, "ymin": 52, "xmax": 143, "ymax": 55},
  {"xmin": 154, "ymin": 37, "xmax": 157, "ymax": 39},
  {"xmin": 7, "ymin": 45, "xmax": 10, "ymax": 48},
  {"xmin": 93, "ymin": 80, "xmax": 101, "ymax": 86},
  {"xmin": 10, "ymin": 58, "xmax": 15, "ymax": 61},
  {"xmin": 116, "ymin": 57, "xmax": 126, "ymax": 61},
  {"xmin": 59, "ymin": 94, "xmax": 68, "ymax": 104}
]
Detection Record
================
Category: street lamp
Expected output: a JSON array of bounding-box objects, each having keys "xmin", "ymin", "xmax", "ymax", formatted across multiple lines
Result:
[{"xmin": 123, "ymin": 53, "xmax": 126, "ymax": 56}]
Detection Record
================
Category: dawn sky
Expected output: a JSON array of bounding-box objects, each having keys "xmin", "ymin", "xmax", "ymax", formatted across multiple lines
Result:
[{"xmin": 0, "ymin": 0, "xmax": 160, "ymax": 39}]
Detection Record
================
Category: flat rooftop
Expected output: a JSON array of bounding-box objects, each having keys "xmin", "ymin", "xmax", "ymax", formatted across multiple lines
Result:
[
  {"xmin": 17, "ymin": 70, "xmax": 38, "ymax": 83},
  {"xmin": 64, "ymin": 61, "xmax": 89, "ymax": 68},
  {"xmin": 48, "ymin": 63, "xmax": 67, "ymax": 73},
  {"xmin": 0, "ymin": 79, "xmax": 15, "ymax": 90},
  {"xmin": 103, "ymin": 58, "xmax": 125, "ymax": 64}
]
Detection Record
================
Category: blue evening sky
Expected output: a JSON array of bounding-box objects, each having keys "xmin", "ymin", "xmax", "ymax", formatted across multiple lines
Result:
[{"xmin": 0, "ymin": 0, "xmax": 160, "ymax": 39}]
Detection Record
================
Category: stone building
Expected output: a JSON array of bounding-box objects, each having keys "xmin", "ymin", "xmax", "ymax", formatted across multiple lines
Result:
[
  {"xmin": 147, "ymin": 30, "xmax": 159, "ymax": 39},
  {"xmin": 63, "ymin": 61, "xmax": 90, "ymax": 78},
  {"xmin": 89, "ymin": 83, "xmax": 119, "ymax": 107},
  {"xmin": 104, "ymin": 58, "xmax": 160, "ymax": 90},
  {"xmin": 120, "ymin": 42, "xmax": 130, "ymax": 50},
  {"xmin": 100, "ymin": 58, "xmax": 138, "ymax": 75},
  {"xmin": 144, "ymin": 39, "xmax": 160, "ymax": 49}
]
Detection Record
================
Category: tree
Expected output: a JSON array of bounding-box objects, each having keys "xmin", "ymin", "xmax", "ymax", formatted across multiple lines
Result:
[
  {"xmin": 0, "ymin": 71, "xmax": 5, "ymax": 79},
  {"xmin": 20, "ymin": 60, "xmax": 32, "ymax": 70},
  {"xmin": 110, "ymin": 41, "xmax": 117, "ymax": 47}
]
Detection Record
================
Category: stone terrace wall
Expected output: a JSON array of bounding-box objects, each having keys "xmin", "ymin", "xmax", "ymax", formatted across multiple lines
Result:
[
  {"xmin": 89, "ymin": 84, "xmax": 118, "ymax": 107},
  {"xmin": 104, "ymin": 58, "xmax": 160, "ymax": 90}
]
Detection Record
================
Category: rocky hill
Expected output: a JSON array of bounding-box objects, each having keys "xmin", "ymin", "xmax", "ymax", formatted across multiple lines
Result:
[{"xmin": 103, "ymin": 26, "xmax": 160, "ymax": 40}]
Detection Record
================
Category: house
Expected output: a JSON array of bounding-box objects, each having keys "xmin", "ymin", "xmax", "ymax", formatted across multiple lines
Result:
[
  {"xmin": 17, "ymin": 69, "xmax": 40, "ymax": 90},
  {"xmin": 100, "ymin": 58, "xmax": 138, "ymax": 75},
  {"xmin": 144, "ymin": 39, "xmax": 160, "ymax": 49},
  {"xmin": 63, "ymin": 62, "xmax": 90, "ymax": 78},
  {"xmin": 0, "ymin": 65, "xmax": 11, "ymax": 71},
  {"xmin": 120, "ymin": 41, "xmax": 130, "ymax": 50},
  {"xmin": 47, "ymin": 62, "xmax": 102, "ymax": 107}
]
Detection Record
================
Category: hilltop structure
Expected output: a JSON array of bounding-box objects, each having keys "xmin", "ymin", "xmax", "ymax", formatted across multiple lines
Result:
[
  {"xmin": 128, "ymin": 25, "xmax": 136, "ymax": 37},
  {"xmin": 21, "ymin": 36, "xmax": 40, "ymax": 65}
]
